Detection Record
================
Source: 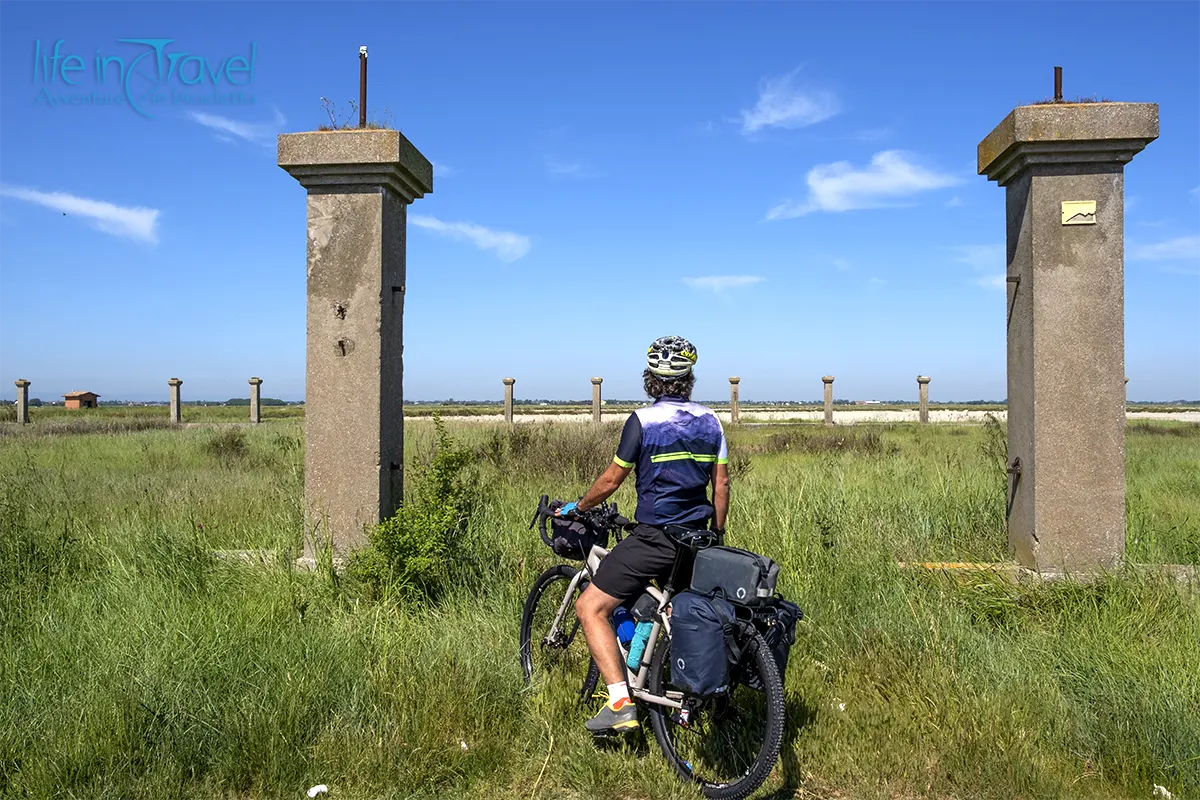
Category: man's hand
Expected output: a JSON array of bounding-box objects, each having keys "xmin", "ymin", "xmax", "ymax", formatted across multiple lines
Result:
[{"xmin": 555, "ymin": 501, "xmax": 579, "ymax": 518}]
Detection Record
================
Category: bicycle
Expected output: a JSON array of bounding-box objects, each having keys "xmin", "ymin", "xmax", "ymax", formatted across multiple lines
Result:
[{"xmin": 519, "ymin": 495, "xmax": 785, "ymax": 800}]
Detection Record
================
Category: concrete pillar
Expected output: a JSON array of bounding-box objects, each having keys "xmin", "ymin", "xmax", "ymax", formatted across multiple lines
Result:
[
  {"xmin": 503, "ymin": 378, "xmax": 515, "ymax": 424},
  {"xmin": 917, "ymin": 376, "xmax": 931, "ymax": 424},
  {"xmin": 249, "ymin": 377, "xmax": 263, "ymax": 424},
  {"xmin": 979, "ymin": 100, "xmax": 1157, "ymax": 573},
  {"xmin": 729, "ymin": 377, "xmax": 740, "ymax": 425},
  {"xmin": 278, "ymin": 129, "xmax": 433, "ymax": 559},
  {"xmin": 591, "ymin": 377, "xmax": 603, "ymax": 424},
  {"xmin": 168, "ymin": 378, "xmax": 183, "ymax": 424},
  {"xmin": 14, "ymin": 379, "xmax": 30, "ymax": 424},
  {"xmin": 822, "ymin": 376, "xmax": 835, "ymax": 426}
]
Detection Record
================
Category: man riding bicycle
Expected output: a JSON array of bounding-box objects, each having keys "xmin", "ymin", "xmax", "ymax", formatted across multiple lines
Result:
[{"xmin": 556, "ymin": 335, "xmax": 731, "ymax": 734}]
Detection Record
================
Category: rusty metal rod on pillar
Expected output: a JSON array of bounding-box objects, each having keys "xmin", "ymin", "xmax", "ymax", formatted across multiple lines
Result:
[
  {"xmin": 1054, "ymin": 66, "xmax": 1062, "ymax": 102},
  {"xmin": 359, "ymin": 46, "xmax": 368, "ymax": 128}
]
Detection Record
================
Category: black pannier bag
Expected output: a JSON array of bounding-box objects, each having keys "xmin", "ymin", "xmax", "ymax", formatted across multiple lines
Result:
[
  {"xmin": 744, "ymin": 597, "xmax": 803, "ymax": 689},
  {"xmin": 542, "ymin": 499, "xmax": 609, "ymax": 560},
  {"xmin": 669, "ymin": 591, "xmax": 737, "ymax": 697},
  {"xmin": 690, "ymin": 546, "xmax": 780, "ymax": 607}
]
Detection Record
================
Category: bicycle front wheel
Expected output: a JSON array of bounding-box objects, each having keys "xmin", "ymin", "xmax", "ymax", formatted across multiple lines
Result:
[
  {"xmin": 519, "ymin": 564, "xmax": 590, "ymax": 684},
  {"xmin": 647, "ymin": 628, "xmax": 785, "ymax": 800}
]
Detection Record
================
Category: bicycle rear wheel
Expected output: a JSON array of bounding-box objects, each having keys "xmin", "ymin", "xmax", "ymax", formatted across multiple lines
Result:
[
  {"xmin": 647, "ymin": 628, "xmax": 785, "ymax": 800},
  {"xmin": 519, "ymin": 564, "xmax": 590, "ymax": 683}
]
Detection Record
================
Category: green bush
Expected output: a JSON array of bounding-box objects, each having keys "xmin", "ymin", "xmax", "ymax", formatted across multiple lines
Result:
[{"xmin": 349, "ymin": 416, "xmax": 479, "ymax": 600}]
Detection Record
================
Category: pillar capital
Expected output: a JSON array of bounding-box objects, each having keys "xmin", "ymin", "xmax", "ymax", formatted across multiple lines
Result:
[
  {"xmin": 591, "ymin": 377, "xmax": 603, "ymax": 385},
  {"xmin": 979, "ymin": 102, "xmax": 1158, "ymax": 187},
  {"xmin": 503, "ymin": 377, "xmax": 516, "ymax": 386},
  {"xmin": 917, "ymin": 375, "xmax": 931, "ymax": 384},
  {"xmin": 14, "ymin": 379, "xmax": 30, "ymax": 388},
  {"xmin": 249, "ymin": 377, "xmax": 263, "ymax": 386},
  {"xmin": 729, "ymin": 376, "xmax": 740, "ymax": 384},
  {"xmin": 822, "ymin": 375, "xmax": 835, "ymax": 384},
  {"xmin": 168, "ymin": 378, "xmax": 183, "ymax": 387},
  {"xmin": 278, "ymin": 129, "xmax": 433, "ymax": 201}
]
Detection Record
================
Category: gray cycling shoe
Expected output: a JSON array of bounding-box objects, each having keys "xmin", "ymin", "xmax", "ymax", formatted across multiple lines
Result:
[{"xmin": 585, "ymin": 700, "xmax": 639, "ymax": 734}]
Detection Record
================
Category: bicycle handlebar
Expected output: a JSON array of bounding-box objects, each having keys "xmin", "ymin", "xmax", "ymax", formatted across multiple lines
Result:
[{"xmin": 529, "ymin": 493, "xmax": 632, "ymax": 547}]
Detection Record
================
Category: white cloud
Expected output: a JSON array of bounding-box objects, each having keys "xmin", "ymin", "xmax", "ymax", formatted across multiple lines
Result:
[
  {"xmin": 767, "ymin": 150, "xmax": 961, "ymax": 219},
  {"xmin": 1128, "ymin": 235, "xmax": 1200, "ymax": 262},
  {"xmin": 682, "ymin": 275, "xmax": 765, "ymax": 292},
  {"xmin": 544, "ymin": 157, "xmax": 597, "ymax": 178},
  {"xmin": 0, "ymin": 185, "xmax": 159, "ymax": 243},
  {"xmin": 409, "ymin": 214, "xmax": 531, "ymax": 262},
  {"xmin": 740, "ymin": 68, "xmax": 840, "ymax": 135},
  {"xmin": 974, "ymin": 274, "xmax": 1007, "ymax": 291},
  {"xmin": 433, "ymin": 161, "xmax": 454, "ymax": 177},
  {"xmin": 950, "ymin": 244, "xmax": 1004, "ymax": 272},
  {"xmin": 187, "ymin": 108, "xmax": 285, "ymax": 144}
]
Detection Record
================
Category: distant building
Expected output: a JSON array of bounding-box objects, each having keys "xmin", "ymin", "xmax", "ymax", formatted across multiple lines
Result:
[{"xmin": 63, "ymin": 391, "xmax": 100, "ymax": 409}]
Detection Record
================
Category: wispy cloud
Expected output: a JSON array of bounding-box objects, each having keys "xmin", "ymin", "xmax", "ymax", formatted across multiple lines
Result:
[
  {"xmin": 949, "ymin": 244, "xmax": 1006, "ymax": 290},
  {"xmin": 1128, "ymin": 235, "xmax": 1200, "ymax": 262},
  {"xmin": 0, "ymin": 184, "xmax": 159, "ymax": 243},
  {"xmin": 832, "ymin": 257, "xmax": 852, "ymax": 272},
  {"xmin": 409, "ymin": 215, "xmax": 531, "ymax": 262},
  {"xmin": 740, "ymin": 67, "xmax": 840, "ymax": 135},
  {"xmin": 767, "ymin": 150, "xmax": 960, "ymax": 219},
  {"xmin": 544, "ymin": 157, "xmax": 598, "ymax": 179},
  {"xmin": 867, "ymin": 277, "xmax": 887, "ymax": 289},
  {"xmin": 433, "ymin": 161, "xmax": 454, "ymax": 178},
  {"xmin": 974, "ymin": 274, "xmax": 1007, "ymax": 290},
  {"xmin": 945, "ymin": 195, "xmax": 965, "ymax": 208},
  {"xmin": 187, "ymin": 108, "xmax": 285, "ymax": 145},
  {"xmin": 682, "ymin": 275, "xmax": 765, "ymax": 293}
]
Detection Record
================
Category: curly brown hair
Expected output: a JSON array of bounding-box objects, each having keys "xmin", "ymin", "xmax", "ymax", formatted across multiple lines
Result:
[{"xmin": 643, "ymin": 369, "xmax": 695, "ymax": 401}]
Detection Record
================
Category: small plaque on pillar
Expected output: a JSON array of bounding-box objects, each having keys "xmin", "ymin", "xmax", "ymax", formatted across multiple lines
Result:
[{"xmin": 1060, "ymin": 200, "xmax": 1096, "ymax": 226}]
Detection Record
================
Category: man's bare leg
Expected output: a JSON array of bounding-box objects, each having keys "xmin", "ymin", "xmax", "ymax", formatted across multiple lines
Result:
[{"xmin": 576, "ymin": 583, "xmax": 640, "ymax": 731}]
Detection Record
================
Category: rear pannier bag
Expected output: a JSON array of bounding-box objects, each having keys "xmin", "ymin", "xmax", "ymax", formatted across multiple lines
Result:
[
  {"xmin": 669, "ymin": 591, "xmax": 737, "ymax": 697},
  {"xmin": 745, "ymin": 597, "xmax": 803, "ymax": 689},
  {"xmin": 690, "ymin": 546, "xmax": 780, "ymax": 607}
]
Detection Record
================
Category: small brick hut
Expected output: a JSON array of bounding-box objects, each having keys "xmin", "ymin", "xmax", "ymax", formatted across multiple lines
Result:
[{"xmin": 64, "ymin": 391, "xmax": 100, "ymax": 409}]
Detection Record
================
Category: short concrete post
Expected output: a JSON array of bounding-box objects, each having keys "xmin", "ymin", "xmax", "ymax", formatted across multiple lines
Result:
[
  {"xmin": 917, "ymin": 376, "xmax": 931, "ymax": 424},
  {"xmin": 591, "ymin": 377, "xmax": 603, "ymax": 425},
  {"xmin": 168, "ymin": 378, "xmax": 183, "ymax": 424},
  {"xmin": 979, "ymin": 99, "xmax": 1158, "ymax": 573},
  {"xmin": 14, "ymin": 379, "xmax": 30, "ymax": 424},
  {"xmin": 248, "ymin": 377, "xmax": 263, "ymax": 424},
  {"xmin": 729, "ymin": 377, "xmax": 740, "ymax": 425},
  {"xmin": 503, "ymin": 378, "xmax": 516, "ymax": 424},
  {"xmin": 279, "ymin": 128, "xmax": 433, "ymax": 560},
  {"xmin": 822, "ymin": 376, "xmax": 835, "ymax": 426}
]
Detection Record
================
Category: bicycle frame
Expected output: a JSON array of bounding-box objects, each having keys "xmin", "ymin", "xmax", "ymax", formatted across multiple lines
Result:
[{"xmin": 539, "ymin": 543, "xmax": 686, "ymax": 711}]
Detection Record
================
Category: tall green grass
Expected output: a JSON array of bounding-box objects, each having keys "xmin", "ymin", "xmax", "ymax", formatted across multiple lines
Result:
[{"xmin": 1, "ymin": 419, "xmax": 1197, "ymax": 799}]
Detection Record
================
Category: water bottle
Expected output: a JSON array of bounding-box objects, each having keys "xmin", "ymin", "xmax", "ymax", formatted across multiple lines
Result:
[
  {"xmin": 612, "ymin": 606, "xmax": 636, "ymax": 649},
  {"xmin": 625, "ymin": 620, "xmax": 653, "ymax": 670}
]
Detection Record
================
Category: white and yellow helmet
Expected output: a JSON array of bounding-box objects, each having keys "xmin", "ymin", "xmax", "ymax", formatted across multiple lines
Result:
[{"xmin": 647, "ymin": 335, "xmax": 698, "ymax": 378}]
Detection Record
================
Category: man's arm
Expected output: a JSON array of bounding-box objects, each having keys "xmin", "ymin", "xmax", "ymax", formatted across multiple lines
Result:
[
  {"xmin": 577, "ymin": 461, "xmax": 632, "ymax": 512},
  {"xmin": 711, "ymin": 463, "xmax": 730, "ymax": 530}
]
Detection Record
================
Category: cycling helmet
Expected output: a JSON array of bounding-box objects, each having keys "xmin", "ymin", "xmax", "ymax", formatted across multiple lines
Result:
[{"xmin": 647, "ymin": 335, "xmax": 698, "ymax": 377}]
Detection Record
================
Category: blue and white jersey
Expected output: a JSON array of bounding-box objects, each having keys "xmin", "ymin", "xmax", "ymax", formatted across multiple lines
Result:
[{"xmin": 613, "ymin": 396, "xmax": 729, "ymax": 527}]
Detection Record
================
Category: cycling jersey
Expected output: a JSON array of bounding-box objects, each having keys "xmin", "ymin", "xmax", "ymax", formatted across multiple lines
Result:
[{"xmin": 613, "ymin": 396, "xmax": 728, "ymax": 527}]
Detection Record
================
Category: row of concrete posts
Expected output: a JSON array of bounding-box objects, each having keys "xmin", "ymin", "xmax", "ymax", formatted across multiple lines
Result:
[
  {"xmin": 10, "ymin": 378, "xmax": 266, "ymax": 424},
  {"xmin": 496, "ymin": 374, "xmax": 935, "ymax": 426}
]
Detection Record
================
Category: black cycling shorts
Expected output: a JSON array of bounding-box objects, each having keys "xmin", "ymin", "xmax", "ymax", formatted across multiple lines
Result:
[{"xmin": 590, "ymin": 523, "xmax": 681, "ymax": 603}]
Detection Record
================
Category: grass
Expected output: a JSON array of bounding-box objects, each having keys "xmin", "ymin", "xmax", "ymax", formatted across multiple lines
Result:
[{"xmin": 1, "ymin": 417, "xmax": 1197, "ymax": 799}]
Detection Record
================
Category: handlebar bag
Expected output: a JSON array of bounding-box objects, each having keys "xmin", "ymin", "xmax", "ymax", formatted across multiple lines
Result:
[
  {"xmin": 668, "ymin": 590, "xmax": 737, "ymax": 697},
  {"xmin": 690, "ymin": 546, "xmax": 779, "ymax": 607},
  {"xmin": 545, "ymin": 500, "xmax": 609, "ymax": 560}
]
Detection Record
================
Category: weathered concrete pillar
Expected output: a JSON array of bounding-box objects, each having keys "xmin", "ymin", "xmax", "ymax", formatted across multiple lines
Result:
[
  {"xmin": 14, "ymin": 379, "xmax": 30, "ymax": 424},
  {"xmin": 503, "ymin": 378, "xmax": 515, "ymax": 424},
  {"xmin": 591, "ymin": 377, "xmax": 603, "ymax": 424},
  {"xmin": 278, "ymin": 129, "xmax": 433, "ymax": 560},
  {"xmin": 979, "ymin": 100, "xmax": 1157, "ymax": 573},
  {"xmin": 822, "ymin": 376, "xmax": 835, "ymax": 426},
  {"xmin": 729, "ymin": 377, "xmax": 740, "ymax": 425},
  {"xmin": 168, "ymin": 378, "xmax": 183, "ymax": 424},
  {"xmin": 917, "ymin": 376, "xmax": 931, "ymax": 424},
  {"xmin": 249, "ymin": 377, "xmax": 263, "ymax": 424}
]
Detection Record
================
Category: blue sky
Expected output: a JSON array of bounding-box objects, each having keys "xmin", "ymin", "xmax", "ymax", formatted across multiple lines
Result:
[{"xmin": 1, "ymin": 2, "xmax": 1197, "ymax": 403}]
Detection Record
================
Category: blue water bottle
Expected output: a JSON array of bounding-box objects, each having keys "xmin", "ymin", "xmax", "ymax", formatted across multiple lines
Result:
[
  {"xmin": 612, "ymin": 606, "xmax": 636, "ymax": 649},
  {"xmin": 626, "ymin": 621, "xmax": 653, "ymax": 670}
]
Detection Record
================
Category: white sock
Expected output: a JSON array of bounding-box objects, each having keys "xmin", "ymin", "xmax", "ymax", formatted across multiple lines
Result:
[{"xmin": 606, "ymin": 680, "xmax": 629, "ymax": 707}]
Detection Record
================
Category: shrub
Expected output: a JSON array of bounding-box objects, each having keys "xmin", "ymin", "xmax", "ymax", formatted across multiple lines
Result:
[
  {"xmin": 204, "ymin": 427, "xmax": 249, "ymax": 465},
  {"xmin": 349, "ymin": 416, "xmax": 478, "ymax": 601}
]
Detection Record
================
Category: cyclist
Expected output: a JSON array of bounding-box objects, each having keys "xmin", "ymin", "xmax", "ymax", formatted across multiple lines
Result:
[{"xmin": 557, "ymin": 335, "xmax": 730, "ymax": 734}]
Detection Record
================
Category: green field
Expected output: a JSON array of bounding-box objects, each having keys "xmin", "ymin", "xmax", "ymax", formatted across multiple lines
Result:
[{"xmin": 1, "ymin": 417, "xmax": 1198, "ymax": 799}]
